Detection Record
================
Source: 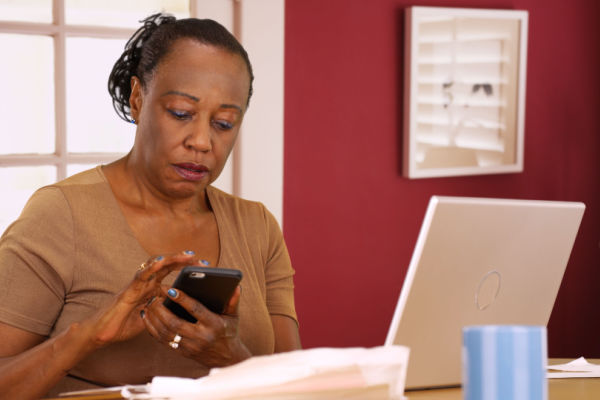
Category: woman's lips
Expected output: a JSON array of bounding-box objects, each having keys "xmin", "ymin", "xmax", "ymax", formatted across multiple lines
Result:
[{"xmin": 173, "ymin": 163, "xmax": 209, "ymax": 181}]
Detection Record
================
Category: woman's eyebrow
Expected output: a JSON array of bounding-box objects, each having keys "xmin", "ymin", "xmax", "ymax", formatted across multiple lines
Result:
[
  {"xmin": 221, "ymin": 104, "xmax": 242, "ymax": 112},
  {"xmin": 161, "ymin": 90, "xmax": 200, "ymax": 101},
  {"xmin": 161, "ymin": 90, "xmax": 242, "ymax": 112}
]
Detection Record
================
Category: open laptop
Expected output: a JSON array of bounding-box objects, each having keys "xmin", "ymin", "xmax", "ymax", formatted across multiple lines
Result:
[{"xmin": 384, "ymin": 196, "xmax": 585, "ymax": 389}]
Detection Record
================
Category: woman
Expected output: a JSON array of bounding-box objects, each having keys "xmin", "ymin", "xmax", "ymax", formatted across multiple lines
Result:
[{"xmin": 0, "ymin": 14, "xmax": 300, "ymax": 399}]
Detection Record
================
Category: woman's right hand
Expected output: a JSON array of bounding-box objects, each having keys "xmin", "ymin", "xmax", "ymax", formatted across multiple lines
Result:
[{"xmin": 83, "ymin": 251, "xmax": 199, "ymax": 349}]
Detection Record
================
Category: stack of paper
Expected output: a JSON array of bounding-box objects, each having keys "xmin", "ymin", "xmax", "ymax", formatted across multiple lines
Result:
[
  {"xmin": 547, "ymin": 357, "xmax": 600, "ymax": 379},
  {"xmin": 119, "ymin": 345, "xmax": 409, "ymax": 400}
]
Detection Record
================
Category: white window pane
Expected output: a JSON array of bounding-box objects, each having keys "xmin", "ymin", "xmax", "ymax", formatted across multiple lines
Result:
[
  {"xmin": 0, "ymin": 34, "xmax": 55, "ymax": 155},
  {"xmin": 67, "ymin": 163, "xmax": 97, "ymax": 177},
  {"xmin": 0, "ymin": 0, "xmax": 52, "ymax": 23},
  {"xmin": 65, "ymin": 0, "xmax": 189, "ymax": 28},
  {"xmin": 0, "ymin": 166, "xmax": 56, "ymax": 235},
  {"xmin": 66, "ymin": 37, "xmax": 135, "ymax": 153}
]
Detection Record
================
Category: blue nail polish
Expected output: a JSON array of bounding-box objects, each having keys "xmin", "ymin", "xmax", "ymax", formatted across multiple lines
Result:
[
  {"xmin": 167, "ymin": 288, "xmax": 177, "ymax": 298},
  {"xmin": 156, "ymin": 255, "xmax": 164, "ymax": 261},
  {"xmin": 201, "ymin": 259, "xmax": 210, "ymax": 266},
  {"xmin": 184, "ymin": 250, "xmax": 195, "ymax": 255},
  {"xmin": 140, "ymin": 310, "xmax": 145, "ymax": 318}
]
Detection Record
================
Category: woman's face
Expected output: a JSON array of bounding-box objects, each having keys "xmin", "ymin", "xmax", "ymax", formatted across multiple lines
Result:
[{"xmin": 129, "ymin": 38, "xmax": 250, "ymax": 199}]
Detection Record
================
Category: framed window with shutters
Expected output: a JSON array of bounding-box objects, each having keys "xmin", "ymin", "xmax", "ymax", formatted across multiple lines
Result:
[{"xmin": 403, "ymin": 6, "xmax": 529, "ymax": 179}]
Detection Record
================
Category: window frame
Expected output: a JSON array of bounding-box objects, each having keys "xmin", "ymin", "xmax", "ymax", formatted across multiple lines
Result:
[
  {"xmin": 0, "ymin": 0, "xmax": 286, "ymax": 225},
  {"xmin": 0, "ymin": 1, "xmax": 182, "ymax": 181}
]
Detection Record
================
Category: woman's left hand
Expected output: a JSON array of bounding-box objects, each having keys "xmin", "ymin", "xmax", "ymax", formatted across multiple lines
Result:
[{"xmin": 141, "ymin": 285, "xmax": 251, "ymax": 367}]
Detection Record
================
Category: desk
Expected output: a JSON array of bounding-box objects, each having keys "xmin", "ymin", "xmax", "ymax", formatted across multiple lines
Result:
[
  {"xmin": 407, "ymin": 378, "xmax": 600, "ymax": 400},
  {"xmin": 50, "ymin": 378, "xmax": 600, "ymax": 400},
  {"xmin": 408, "ymin": 359, "xmax": 600, "ymax": 400},
  {"xmin": 49, "ymin": 360, "xmax": 600, "ymax": 400}
]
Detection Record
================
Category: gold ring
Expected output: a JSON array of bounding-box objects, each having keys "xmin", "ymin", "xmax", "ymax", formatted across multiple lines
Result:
[
  {"xmin": 168, "ymin": 341, "xmax": 179, "ymax": 349},
  {"xmin": 138, "ymin": 262, "xmax": 148, "ymax": 271}
]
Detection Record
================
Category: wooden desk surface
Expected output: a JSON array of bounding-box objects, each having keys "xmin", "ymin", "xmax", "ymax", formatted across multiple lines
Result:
[
  {"xmin": 50, "ymin": 378, "xmax": 600, "ymax": 400},
  {"xmin": 49, "ymin": 359, "xmax": 600, "ymax": 399},
  {"xmin": 407, "ymin": 378, "xmax": 600, "ymax": 400},
  {"xmin": 407, "ymin": 359, "xmax": 600, "ymax": 400}
]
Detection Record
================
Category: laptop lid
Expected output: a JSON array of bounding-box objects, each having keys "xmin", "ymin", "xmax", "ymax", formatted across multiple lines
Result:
[{"xmin": 384, "ymin": 196, "xmax": 585, "ymax": 389}]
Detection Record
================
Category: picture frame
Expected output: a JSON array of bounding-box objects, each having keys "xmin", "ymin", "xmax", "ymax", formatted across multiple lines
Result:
[{"xmin": 403, "ymin": 7, "xmax": 529, "ymax": 179}]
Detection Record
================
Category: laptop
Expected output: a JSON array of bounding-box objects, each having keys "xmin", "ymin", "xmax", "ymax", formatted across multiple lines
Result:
[{"xmin": 384, "ymin": 196, "xmax": 585, "ymax": 389}]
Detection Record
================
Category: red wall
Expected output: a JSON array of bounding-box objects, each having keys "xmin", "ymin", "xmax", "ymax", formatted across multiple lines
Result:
[{"xmin": 283, "ymin": 0, "xmax": 600, "ymax": 357}]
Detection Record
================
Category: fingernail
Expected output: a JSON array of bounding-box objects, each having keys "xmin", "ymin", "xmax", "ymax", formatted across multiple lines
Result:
[
  {"xmin": 184, "ymin": 250, "xmax": 195, "ymax": 255},
  {"xmin": 155, "ymin": 255, "xmax": 164, "ymax": 261},
  {"xmin": 167, "ymin": 288, "xmax": 178, "ymax": 298},
  {"xmin": 140, "ymin": 310, "xmax": 145, "ymax": 318},
  {"xmin": 200, "ymin": 259, "xmax": 210, "ymax": 266}
]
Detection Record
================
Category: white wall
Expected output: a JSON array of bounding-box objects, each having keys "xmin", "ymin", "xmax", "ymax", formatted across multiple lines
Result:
[{"xmin": 198, "ymin": 0, "xmax": 285, "ymax": 226}]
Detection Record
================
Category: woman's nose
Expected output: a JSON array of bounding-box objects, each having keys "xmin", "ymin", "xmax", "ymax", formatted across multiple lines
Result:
[{"xmin": 184, "ymin": 123, "xmax": 212, "ymax": 152}]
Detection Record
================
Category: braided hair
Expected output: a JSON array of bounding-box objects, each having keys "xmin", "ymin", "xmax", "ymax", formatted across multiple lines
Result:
[{"xmin": 108, "ymin": 13, "xmax": 254, "ymax": 122}]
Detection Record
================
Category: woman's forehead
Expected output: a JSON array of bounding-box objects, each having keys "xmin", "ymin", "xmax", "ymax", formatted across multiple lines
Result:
[
  {"xmin": 158, "ymin": 39, "xmax": 245, "ymax": 72},
  {"xmin": 148, "ymin": 40, "xmax": 250, "ymax": 105}
]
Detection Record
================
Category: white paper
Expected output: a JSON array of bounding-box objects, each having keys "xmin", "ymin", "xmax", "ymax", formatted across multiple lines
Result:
[
  {"xmin": 547, "ymin": 357, "xmax": 600, "ymax": 378},
  {"xmin": 145, "ymin": 345, "xmax": 410, "ymax": 400}
]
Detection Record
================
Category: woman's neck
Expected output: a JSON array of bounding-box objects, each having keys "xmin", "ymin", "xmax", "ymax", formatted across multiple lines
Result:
[{"xmin": 103, "ymin": 155, "xmax": 210, "ymax": 217}]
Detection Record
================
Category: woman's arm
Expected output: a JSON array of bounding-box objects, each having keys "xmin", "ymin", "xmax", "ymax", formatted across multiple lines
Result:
[
  {"xmin": 0, "ymin": 322, "xmax": 99, "ymax": 399},
  {"xmin": 0, "ymin": 252, "xmax": 198, "ymax": 400},
  {"xmin": 271, "ymin": 314, "xmax": 301, "ymax": 352}
]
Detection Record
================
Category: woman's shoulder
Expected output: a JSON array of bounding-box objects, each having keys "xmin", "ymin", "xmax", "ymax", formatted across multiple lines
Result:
[
  {"xmin": 37, "ymin": 166, "xmax": 109, "ymax": 199},
  {"xmin": 206, "ymin": 186, "xmax": 281, "ymax": 233},
  {"xmin": 27, "ymin": 166, "xmax": 114, "ymax": 218},
  {"xmin": 54, "ymin": 166, "xmax": 105, "ymax": 188},
  {"xmin": 207, "ymin": 186, "xmax": 266, "ymax": 215},
  {"xmin": 206, "ymin": 187, "xmax": 286, "ymax": 265}
]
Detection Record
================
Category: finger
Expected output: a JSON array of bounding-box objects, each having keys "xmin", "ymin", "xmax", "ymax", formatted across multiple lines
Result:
[
  {"xmin": 143, "ymin": 296, "xmax": 185, "ymax": 344},
  {"xmin": 139, "ymin": 251, "xmax": 194, "ymax": 280},
  {"xmin": 135, "ymin": 255, "xmax": 163, "ymax": 282},
  {"xmin": 141, "ymin": 307, "xmax": 163, "ymax": 341},
  {"xmin": 145, "ymin": 295, "xmax": 215, "ymax": 354},
  {"xmin": 142, "ymin": 310, "xmax": 184, "ymax": 351},
  {"xmin": 162, "ymin": 289, "xmax": 238, "ymax": 343},
  {"xmin": 223, "ymin": 285, "xmax": 241, "ymax": 316},
  {"xmin": 164, "ymin": 288, "xmax": 220, "ymax": 326},
  {"xmin": 137, "ymin": 251, "xmax": 197, "ymax": 282},
  {"xmin": 197, "ymin": 259, "xmax": 211, "ymax": 267}
]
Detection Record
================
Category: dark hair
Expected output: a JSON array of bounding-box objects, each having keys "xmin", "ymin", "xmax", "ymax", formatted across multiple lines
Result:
[{"xmin": 108, "ymin": 13, "xmax": 254, "ymax": 122}]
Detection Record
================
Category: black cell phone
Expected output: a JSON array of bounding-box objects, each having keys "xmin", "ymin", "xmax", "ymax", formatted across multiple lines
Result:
[{"xmin": 163, "ymin": 266, "xmax": 242, "ymax": 323}]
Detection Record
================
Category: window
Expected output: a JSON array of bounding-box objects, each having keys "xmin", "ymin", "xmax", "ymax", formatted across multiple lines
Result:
[
  {"xmin": 0, "ymin": 1, "xmax": 190, "ymax": 232},
  {"xmin": 0, "ymin": 0, "xmax": 285, "ymax": 233}
]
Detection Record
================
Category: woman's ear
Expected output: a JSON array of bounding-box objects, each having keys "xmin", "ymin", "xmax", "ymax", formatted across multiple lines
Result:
[{"xmin": 129, "ymin": 76, "xmax": 143, "ymax": 121}]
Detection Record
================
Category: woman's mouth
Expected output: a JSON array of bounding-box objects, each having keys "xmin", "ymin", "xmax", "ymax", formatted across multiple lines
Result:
[{"xmin": 173, "ymin": 163, "xmax": 209, "ymax": 181}]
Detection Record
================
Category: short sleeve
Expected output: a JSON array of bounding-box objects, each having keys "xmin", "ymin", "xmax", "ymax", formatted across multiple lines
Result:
[
  {"xmin": 0, "ymin": 187, "xmax": 74, "ymax": 335},
  {"xmin": 262, "ymin": 207, "xmax": 298, "ymax": 324}
]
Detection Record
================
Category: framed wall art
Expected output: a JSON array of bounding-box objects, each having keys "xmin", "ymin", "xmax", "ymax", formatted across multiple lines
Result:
[{"xmin": 403, "ymin": 7, "xmax": 529, "ymax": 179}]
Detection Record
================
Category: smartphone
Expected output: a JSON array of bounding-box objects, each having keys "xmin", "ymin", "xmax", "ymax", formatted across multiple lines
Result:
[{"xmin": 163, "ymin": 266, "xmax": 242, "ymax": 323}]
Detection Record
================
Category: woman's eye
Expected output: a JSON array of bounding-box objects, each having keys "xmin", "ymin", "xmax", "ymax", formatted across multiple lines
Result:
[
  {"xmin": 213, "ymin": 120, "xmax": 233, "ymax": 131},
  {"xmin": 168, "ymin": 109, "xmax": 191, "ymax": 120}
]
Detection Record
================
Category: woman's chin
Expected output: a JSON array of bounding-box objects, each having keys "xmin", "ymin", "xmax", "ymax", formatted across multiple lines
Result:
[{"xmin": 163, "ymin": 181, "xmax": 207, "ymax": 199}]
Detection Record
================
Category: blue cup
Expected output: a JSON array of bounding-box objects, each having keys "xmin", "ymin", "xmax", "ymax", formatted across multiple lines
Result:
[{"xmin": 463, "ymin": 325, "xmax": 547, "ymax": 400}]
